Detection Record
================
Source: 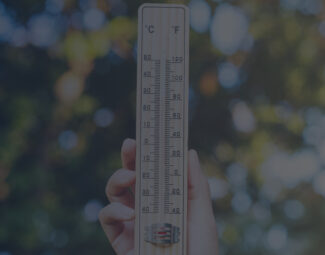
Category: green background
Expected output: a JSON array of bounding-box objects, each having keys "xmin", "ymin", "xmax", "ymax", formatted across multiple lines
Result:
[{"xmin": 1, "ymin": 0, "xmax": 325, "ymax": 254}]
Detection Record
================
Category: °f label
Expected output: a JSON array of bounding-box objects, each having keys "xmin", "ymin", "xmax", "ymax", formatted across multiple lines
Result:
[{"xmin": 135, "ymin": 3, "xmax": 189, "ymax": 255}]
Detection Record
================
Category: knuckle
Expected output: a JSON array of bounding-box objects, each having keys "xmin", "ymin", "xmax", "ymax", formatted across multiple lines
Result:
[{"xmin": 105, "ymin": 170, "xmax": 122, "ymax": 196}]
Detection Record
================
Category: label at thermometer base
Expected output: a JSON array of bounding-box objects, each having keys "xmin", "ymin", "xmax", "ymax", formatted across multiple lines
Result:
[{"xmin": 135, "ymin": 4, "xmax": 189, "ymax": 255}]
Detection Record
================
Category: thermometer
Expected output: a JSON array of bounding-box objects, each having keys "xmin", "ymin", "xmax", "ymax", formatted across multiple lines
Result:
[{"xmin": 135, "ymin": 3, "xmax": 189, "ymax": 255}]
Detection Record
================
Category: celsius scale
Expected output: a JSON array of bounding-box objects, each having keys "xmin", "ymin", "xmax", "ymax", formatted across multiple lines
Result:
[{"xmin": 135, "ymin": 3, "xmax": 189, "ymax": 255}]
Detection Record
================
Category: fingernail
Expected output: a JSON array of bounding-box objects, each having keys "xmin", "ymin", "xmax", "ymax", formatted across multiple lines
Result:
[
  {"xmin": 123, "ymin": 138, "xmax": 131, "ymax": 146},
  {"xmin": 189, "ymin": 150, "xmax": 200, "ymax": 168},
  {"xmin": 122, "ymin": 138, "xmax": 135, "ymax": 149}
]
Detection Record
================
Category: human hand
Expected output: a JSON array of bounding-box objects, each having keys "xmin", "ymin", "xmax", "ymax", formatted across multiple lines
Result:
[{"xmin": 99, "ymin": 138, "xmax": 218, "ymax": 255}]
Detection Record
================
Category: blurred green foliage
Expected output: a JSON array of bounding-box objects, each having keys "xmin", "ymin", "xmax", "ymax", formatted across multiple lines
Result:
[{"xmin": 1, "ymin": 0, "xmax": 325, "ymax": 254}]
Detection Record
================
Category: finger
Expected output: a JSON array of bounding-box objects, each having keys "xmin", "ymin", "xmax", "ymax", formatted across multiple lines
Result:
[
  {"xmin": 121, "ymin": 138, "xmax": 136, "ymax": 170},
  {"xmin": 99, "ymin": 202, "xmax": 135, "ymax": 242},
  {"xmin": 188, "ymin": 150, "xmax": 211, "ymax": 201},
  {"xmin": 121, "ymin": 138, "xmax": 136, "ymax": 194},
  {"xmin": 187, "ymin": 150, "xmax": 216, "ymax": 230},
  {"xmin": 99, "ymin": 202, "xmax": 135, "ymax": 225},
  {"xmin": 106, "ymin": 168, "xmax": 136, "ymax": 207}
]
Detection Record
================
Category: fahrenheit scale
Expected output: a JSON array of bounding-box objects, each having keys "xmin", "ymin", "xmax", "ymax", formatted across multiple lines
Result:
[{"xmin": 135, "ymin": 4, "xmax": 189, "ymax": 255}]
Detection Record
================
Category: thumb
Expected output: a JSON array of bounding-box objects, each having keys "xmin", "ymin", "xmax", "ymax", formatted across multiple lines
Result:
[
  {"xmin": 188, "ymin": 150, "xmax": 211, "ymax": 201},
  {"xmin": 187, "ymin": 150, "xmax": 218, "ymax": 255}
]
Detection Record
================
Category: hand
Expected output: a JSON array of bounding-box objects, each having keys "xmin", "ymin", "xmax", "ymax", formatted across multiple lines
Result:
[{"xmin": 99, "ymin": 138, "xmax": 218, "ymax": 255}]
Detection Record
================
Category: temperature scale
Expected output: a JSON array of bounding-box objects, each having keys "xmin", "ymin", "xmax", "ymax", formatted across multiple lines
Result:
[{"xmin": 135, "ymin": 3, "xmax": 189, "ymax": 255}]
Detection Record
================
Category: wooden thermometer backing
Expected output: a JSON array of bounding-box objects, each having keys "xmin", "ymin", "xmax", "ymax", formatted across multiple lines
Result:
[{"xmin": 135, "ymin": 3, "xmax": 189, "ymax": 255}]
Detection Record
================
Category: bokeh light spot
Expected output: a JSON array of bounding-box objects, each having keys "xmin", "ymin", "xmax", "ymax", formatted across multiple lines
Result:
[
  {"xmin": 210, "ymin": 4, "xmax": 249, "ymax": 55},
  {"xmin": 208, "ymin": 178, "xmax": 229, "ymax": 200},
  {"xmin": 265, "ymin": 225, "xmax": 287, "ymax": 250},
  {"xmin": 28, "ymin": 14, "xmax": 59, "ymax": 47},
  {"xmin": 231, "ymin": 101, "xmax": 256, "ymax": 133},
  {"xmin": 226, "ymin": 163, "xmax": 247, "ymax": 190},
  {"xmin": 56, "ymin": 72, "xmax": 84, "ymax": 103},
  {"xmin": 231, "ymin": 192, "xmax": 252, "ymax": 214},
  {"xmin": 94, "ymin": 108, "xmax": 114, "ymax": 127},
  {"xmin": 83, "ymin": 8, "xmax": 106, "ymax": 30},
  {"xmin": 84, "ymin": 199, "xmax": 103, "ymax": 222},
  {"xmin": 218, "ymin": 62, "xmax": 240, "ymax": 89},
  {"xmin": 59, "ymin": 130, "xmax": 78, "ymax": 150},
  {"xmin": 199, "ymin": 71, "xmax": 218, "ymax": 97},
  {"xmin": 262, "ymin": 149, "xmax": 320, "ymax": 189},
  {"xmin": 189, "ymin": 0, "xmax": 211, "ymax": 33}
]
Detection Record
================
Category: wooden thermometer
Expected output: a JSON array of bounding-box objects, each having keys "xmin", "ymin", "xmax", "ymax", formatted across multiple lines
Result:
[{"xmin": 135, "ymin": 3, "xmax": 189, "ymax": 255}]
